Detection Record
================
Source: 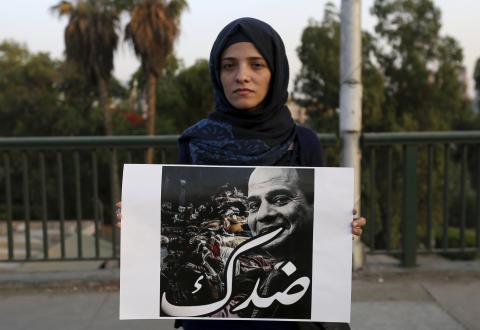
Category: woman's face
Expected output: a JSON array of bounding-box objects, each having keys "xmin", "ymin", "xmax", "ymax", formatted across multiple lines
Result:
[{"xmin": 220, "ymin": 42, "xmax": 272, "ymax": 111}]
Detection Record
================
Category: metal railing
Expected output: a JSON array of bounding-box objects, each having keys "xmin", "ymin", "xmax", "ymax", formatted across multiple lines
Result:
[
  {"xmin": 1, "ymin": 132, "xmax": 479, "ymax": 265},
  {"xmin": 0, "ymin": 136, "xmax": 178, "ymax": 262},
  {"xmin": 362, "ymin": 132, "xmax": 480, "ymax": 266}
]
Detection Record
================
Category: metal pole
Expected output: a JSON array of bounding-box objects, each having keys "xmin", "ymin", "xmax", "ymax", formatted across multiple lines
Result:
[
  {"xmin": 340, "ymin": 0, "xmax": 363, "ymax": 270},
  {"xmin": 402, "ymin": 145, "xmax": 418, "ymax": 267}
]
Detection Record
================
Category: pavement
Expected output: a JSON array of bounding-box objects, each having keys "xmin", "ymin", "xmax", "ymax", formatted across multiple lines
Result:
[{"xmin": 0, "ymin": 254, "xmax": 479, "ymax": 330}]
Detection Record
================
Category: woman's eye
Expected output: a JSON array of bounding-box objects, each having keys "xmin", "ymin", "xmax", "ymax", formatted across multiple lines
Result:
[
  {"xmin": 222, "ymin": 62, "xmax": 235, "ymax": 70},
  {"xmin": 251, "ymin": 62, "xmax": 266, "ymax": 69}
]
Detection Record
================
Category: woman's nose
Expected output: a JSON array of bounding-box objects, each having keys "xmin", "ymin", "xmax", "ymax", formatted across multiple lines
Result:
[{"xmin": 235, "ymin": 63, "xmax": 250, "ymax": 82}]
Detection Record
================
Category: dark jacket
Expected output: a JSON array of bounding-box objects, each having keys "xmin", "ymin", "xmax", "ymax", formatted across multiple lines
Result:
[{"xmin": 179, "ymin": 125, "xmax": 324, "ymax": 167}]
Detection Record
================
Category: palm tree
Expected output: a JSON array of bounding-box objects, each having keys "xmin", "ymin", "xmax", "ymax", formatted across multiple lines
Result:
[
  {"xmin": 52, "ymin": 0, "xmax": 119, "ymax": 136},
  {"xmin": 52, "ymin": 0, "xmax": 121, "ymax": 201},
  {"xmin": 124, "ymin": 0, "xmax": 188, "ymax": 163}
]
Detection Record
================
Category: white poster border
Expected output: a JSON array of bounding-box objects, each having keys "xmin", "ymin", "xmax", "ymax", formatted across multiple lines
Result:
[{"xmin": 120, "ymin": 164, "xmax": 353, "ymax": 323}]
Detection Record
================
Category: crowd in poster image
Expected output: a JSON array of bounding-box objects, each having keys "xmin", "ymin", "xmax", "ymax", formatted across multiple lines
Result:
[{"xmin": 160, "ymin": 182, "xmax": 304, "ymax": 319}]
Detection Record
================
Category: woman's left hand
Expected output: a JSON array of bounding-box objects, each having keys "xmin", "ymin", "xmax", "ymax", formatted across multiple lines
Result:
[
  {"xmin": 352, "ymin": 209, "xmax": 366, "ymax": 237},
  {"xmin": 115, "ymin": 201, "xmax": 122, "ymax": 229}
]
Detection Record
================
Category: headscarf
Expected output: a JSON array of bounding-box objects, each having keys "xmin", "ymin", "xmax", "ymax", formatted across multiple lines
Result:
[{"xmin": 178, "ymin": 17, "xmax": 296, "ymax": 165}]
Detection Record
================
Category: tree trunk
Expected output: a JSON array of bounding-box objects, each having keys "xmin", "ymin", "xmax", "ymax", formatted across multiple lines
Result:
[
  {"xmin": 99, "ymin": 78, "xmax": 120, "ymax": 204},
  {"xmin": 99, "ymin": 78, "xmax": 113, "ymax": 136},
  {"xmin": 146, "ymin": 73, "xmax": 157, "ymax": 164}
]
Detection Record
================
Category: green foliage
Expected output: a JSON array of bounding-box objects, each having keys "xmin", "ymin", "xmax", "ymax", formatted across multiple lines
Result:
[
  {"xmin": 0, "ymin": 41, "xmax": 87, "ymax": 136},
  {"xmin": 295, "ymin": 0, "xmax": 475, "ymax": 133},
  {"xmin": 441, "ymin": 227, "xmax": 477, "ymax": 248},
  {"xmin": 372, "ymin": 0, "xmax": 472, "ymax": 131},
  {"xmin": 435, "ymin": 228, "xmax": 479, "ymax": 260},
  {"xmin": 293, "ymin": 5, "xmax": 340, "ymax": 132},
  {"xmin": 0, "ymin": 40, "xmax": 130, "ymax": 137},
  {"xmin": 51, "ymin": 0, "xmax": 120, "ymax": 84},
  {"xmin": 126, "ymin": 57, "xmax": 214, "ymax": 134},
  {"xmin": 123, "ymin": 0, "xmax": 189, "ymax": 157},
  {"xmin": 0, "ymin": 42, "xmax": 58, "ymax": 136},
  {"xmin": 294, "ymin": 1, "xmax": 479, "ymax": 254},
  {"xmin": 124, "ymin": 0, "xmax": 188, "ymax": 77},
  {"xmin": 157, "ymin": 58, "xmax": 214, "ymax": 133},
  {"xmin": 0, "ymin": 41, "xmax": 130, "ymax": 226},
  {"xmin": 166, "ymin": 59, "xmax": 214, "ymax": 131},
  {"xmin": 293, "ymin": 3, "xmax": 386, "ymax": 133},
  {"xmin": 367, "ymin": 0, "xmax": 476, "ymax": 252}
]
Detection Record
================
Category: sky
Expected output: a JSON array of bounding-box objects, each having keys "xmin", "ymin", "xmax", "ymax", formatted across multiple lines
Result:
[{"xmin": 1, "ymin": 0, "xmax": 479, "ymax": 97}]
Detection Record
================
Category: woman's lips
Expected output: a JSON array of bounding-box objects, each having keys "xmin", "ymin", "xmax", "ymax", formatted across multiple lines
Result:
[{"xmin": 234, "ymin": 88, "xmax": 254, "ymax": 96}]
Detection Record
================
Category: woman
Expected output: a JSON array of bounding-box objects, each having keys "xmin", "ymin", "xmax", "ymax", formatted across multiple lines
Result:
[
  {"xmin": 117, "ymin": 16, "xmax": 365, "ymax": 330},
  {"xmin": 178, "ymin": 17, "xmax": 320, "ymax": 167},
  {"xmin": 174, "ymin": 17, "xmax": 365, "ymax": 330}
]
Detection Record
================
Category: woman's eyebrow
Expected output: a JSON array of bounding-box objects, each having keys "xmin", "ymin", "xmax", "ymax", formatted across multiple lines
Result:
[{"xmin": 221, "ymin": 56, "xmax": 265, "ymax": 61}]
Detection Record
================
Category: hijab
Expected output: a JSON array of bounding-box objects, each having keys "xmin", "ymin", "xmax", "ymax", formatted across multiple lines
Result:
[{"xmin": 178, "ymin": 17, "xmax": 296, "ymax": 165}]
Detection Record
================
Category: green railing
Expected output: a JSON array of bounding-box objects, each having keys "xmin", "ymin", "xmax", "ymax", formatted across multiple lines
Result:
[
  {"xmin": 1, "ymin": 132, "xmax": 479, "ymax": 266},
  {"xmin": 0, "ymin": 136, "xmax": 179, "ymax": 262},
  {"xmin": 362, "ymin": 132, "xmax": 480, "ymax": 266}
]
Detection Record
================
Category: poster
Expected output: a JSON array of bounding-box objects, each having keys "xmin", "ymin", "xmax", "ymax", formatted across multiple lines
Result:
[{"xmin": 120, "ymin": 165, "xmax": 353, "ymax": 323}]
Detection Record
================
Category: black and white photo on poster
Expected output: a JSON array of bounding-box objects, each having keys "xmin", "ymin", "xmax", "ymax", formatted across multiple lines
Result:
[
  {"xmin": 119, "ymin": 164, "xmax": 353, "ymax": 322},
  {"xmin": 159, "ymin": 166, "xmax": 314, "ymax": 319}
]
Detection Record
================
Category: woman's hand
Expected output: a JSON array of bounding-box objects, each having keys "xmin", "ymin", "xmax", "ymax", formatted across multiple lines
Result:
[
  {"xmin": 115, "ymin": 201, "xmax": 122, "ymax": 229},
  {"xmin": 352, "ymin": 208, "xmax": 366, "ymax": 237}
]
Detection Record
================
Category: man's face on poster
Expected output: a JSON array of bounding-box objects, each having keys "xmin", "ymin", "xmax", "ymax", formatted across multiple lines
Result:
[{"xmin": 247, "ymin": 168, "xmax": 312, "ymax": 255}]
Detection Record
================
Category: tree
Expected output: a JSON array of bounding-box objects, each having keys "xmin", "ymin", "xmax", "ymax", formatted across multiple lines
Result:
[
  {"xmin": 294, "ymin": 1, "xmax": 475, "ymax": 250},
  {"xmin": 293, "ymin": 3, "xmax": 385, "ymax": 133},
  {"xmin": 52, "ymin": 0, "xmax": 122, "ymax": 200},
  {"xmin": 0, "ymin": 41, "xmax": 132, "ymax": 224},
  {"xmin": 371, "ymin": 0, "xmax": 477, "ymax": 250},
  {"xmin": 128, "ymin": 56, "xmax": 213, "ymax": 134},
  {"xmin": 0, "ymin": 40, "xmax": 104, "ymax": 136},
  {"xmin": 293, "ymin": 5, "xmax": 340, "ymax": 132},
  {"xmin": 124, "ymin": 0, "xmax": 188, "ymax": 163},
  {"xmin": 51, "ymin": 0, "xmax": 120, "ymax": 136},
  {"xmin": 433, "ymin": 36, "xmax": 471, "ymax": 130},
  {"xmin": 295, "ymin": 0, "xmax": 471, "ymax": 133},
  {"xmin": 160, "ymin": 58, "xmax": 214, "ymax": 132},
  {"xmin": 371, "ymin": 0, "xmax": 470, "ymax": 131}
]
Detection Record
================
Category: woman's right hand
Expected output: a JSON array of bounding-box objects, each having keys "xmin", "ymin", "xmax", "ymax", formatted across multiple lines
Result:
[{"xmin": 116, "ymin": 201, "xmax": 122, "ymax": 229}]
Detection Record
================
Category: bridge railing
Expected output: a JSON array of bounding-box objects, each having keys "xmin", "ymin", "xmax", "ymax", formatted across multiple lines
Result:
[
  {"xmin": 362, "ymin": 132, "xmax": 480, "ymax": 266},
  {"xmin": 1, "ymin": 132, "xmax": 479, "ymax": 265},
  {"xmin": 0, "ymin": 136, "xmax": 178, "ymax": 262}
]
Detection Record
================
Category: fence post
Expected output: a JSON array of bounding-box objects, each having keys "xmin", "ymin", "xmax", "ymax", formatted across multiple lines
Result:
[{"xmin": 402, "ymin": 145, "xmax": 417, "ymax": 267}]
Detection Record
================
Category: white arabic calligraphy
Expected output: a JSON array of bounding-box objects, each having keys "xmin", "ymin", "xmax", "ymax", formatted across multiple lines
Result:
[
  {"xmin": 191, "ymin": 275, "xmax": 204, "ymax": 294},
  {"xmin": 161, "ymin": 227, "xmax": 311, "ymax": 317},
  {"xmin": 231, "ymin": 272, "xmax": 310, "ymax": 312}
]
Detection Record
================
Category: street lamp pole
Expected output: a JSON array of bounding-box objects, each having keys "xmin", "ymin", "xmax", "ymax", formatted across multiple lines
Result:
[{"xmin": 340, "ymin": 0, "xmax": 364, "ymax": 270}]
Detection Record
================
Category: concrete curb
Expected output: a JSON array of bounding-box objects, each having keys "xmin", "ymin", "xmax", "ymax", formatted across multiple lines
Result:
[
  {"xmin": 0, "ymin": 269, "xmax": 119, "ymax": 292},
  {"xmin": 0, "ymin": 254, "xmax": 478, "ymax": 291}
]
